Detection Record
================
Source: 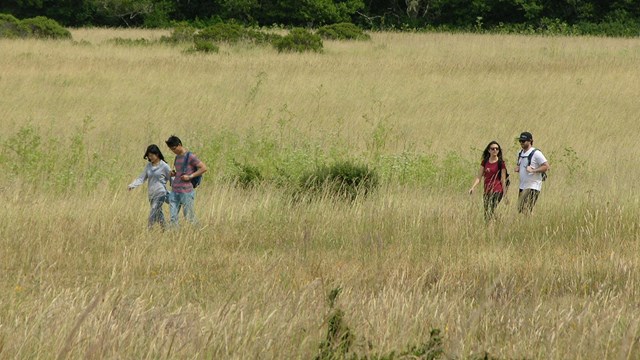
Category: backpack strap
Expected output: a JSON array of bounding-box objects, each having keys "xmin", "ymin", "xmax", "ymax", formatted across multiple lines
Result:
[
  {"xmin": 517, "ymin": 149, "xmax": 538, "ymax": 166},
  {"xmin": 526, "ymin": 148, "xmax": 538, "ymax": 166},
  {"xmin": 517, "ymin": 150, "xmax": 522, "ymax": 166},
  {"xmin": 497, "ymin": 158, "xmax": 509, "ymax": 185},
  {"xmin": 182, "ymin": 152, "xmax": 191, "ymax": 174},
  {"xmin": 175, "ymin": 152, "xmax": 192, "ymax": 175}
]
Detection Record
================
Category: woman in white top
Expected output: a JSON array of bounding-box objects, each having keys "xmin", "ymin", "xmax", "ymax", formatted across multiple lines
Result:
[{"xmin": 128, "ymin": 144, "xmax": 171, "ymax": 229}]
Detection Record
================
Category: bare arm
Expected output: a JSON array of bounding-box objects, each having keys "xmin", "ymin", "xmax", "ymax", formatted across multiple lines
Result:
[
  {"xmin": 192, "ymin": 161, "xmax": 208, "ymax": 178},
  {"xmin": 180, "ymin": 160, "xmax": 208, "ymax": 181},
  {"xmin": 469, "ymin": 166, "xmax": 484, "ymax": 194}
]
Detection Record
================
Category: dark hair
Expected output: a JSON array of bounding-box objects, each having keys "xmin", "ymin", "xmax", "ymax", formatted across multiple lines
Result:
[
  {"xmin": 165, "ymin": 135, "xmax": 182, "ymax": 148},
  {"xmin": 144, "ymin": 144, "xmax": 165, "ymax": 162},
  {"xmin": 482, "ymin": 141, "xmax": 503, "ymax": 164}
]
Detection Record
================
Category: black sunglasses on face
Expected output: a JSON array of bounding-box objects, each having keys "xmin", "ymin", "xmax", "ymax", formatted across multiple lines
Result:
[{"xmin": 489, "ymin": 147, "xmax": 499, "ymax": 150}]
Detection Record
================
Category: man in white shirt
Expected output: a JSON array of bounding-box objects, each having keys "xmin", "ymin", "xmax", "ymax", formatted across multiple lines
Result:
[{"xmin": 515, "ymin": 131, "xmax": 550, "ymax": 214}]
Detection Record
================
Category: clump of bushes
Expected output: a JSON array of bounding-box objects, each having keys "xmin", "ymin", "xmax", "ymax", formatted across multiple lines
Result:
[
  {"xmin": 0, "ymin": 13, "xmax": 71, "ymax": 39},
  {"xmin": 0, "ymin": 14, "xmax": 29, "ymax": 38},
  {"xmin": 317, "ymin": 22, "xmax": 370, "ymax": 40},
  {"xmin": 299, "ymin": 160, "xmax": 378, "ymax": 200},
  {"xmin": 162, "ymin": 22, "xmax": 284, "ymax": 54},
  {"xmin": 160, "ymin": 23, "xmax": 197, "ymax": 43},
  {"xmin": 163, "ymin": 23, "xmax": 326, "ymax": 54},
  {"xmin": 21, "ymin": 16, "xmax": 71, "ymax": 39},
  {"xmin": 195, "ymin": 22, "xmax": 280, "ymax": 45},
  {"xmin": 273, "ymin": 28, "xmax": 323, "ymax": 53},
  {"xmin": 195, "ymin": 22, "xmax": 245, "ymax": 43},
  {"xmin": 230, "ymin": 160, "xmax": 263, "ymax": 188},
  {"xmin": 185, "ymin": 39, "xmax": 219, "ymax": 53}
]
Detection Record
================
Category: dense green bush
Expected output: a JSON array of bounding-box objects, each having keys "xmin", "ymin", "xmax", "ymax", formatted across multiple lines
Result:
[
  {"xmin": 0, "ymin": 13, "xmax": 29, "ymax": 38},
  {"xmin": 160, "ymin": 24, "xmax": 197, "ymax": 43},
  {"xmin": 317, "ymin": 22, "xmax": 370, "ymax": 40},
  {"xmin": 194, "ymin": 22, "xmax": 281, "ymax": 45},
  {"xmin": 196, "ymin": 22, "xmax": 245, "ymax": 43},
  {"xmin": 230, "ymin": 161, "xmax": 263, "ymax": 188},
  {"xmin": 299, "ymin": 161, "xmax": 378, "ymax": 200},
  {"xmin": 273, "ymin": 28, "xmax": 323, "ymax": 53},
  {"xmin": 0, "ymin": 14, "xmax": 71, "ymax": 39},
  {"xmin": 188, "ymin": 39, "xmax": 220, "ymax": 53},
  {"xmin": 21, "ymin": 16, "xmax": 72, "ymax": 39},
  {"xmin": 181, "ymin": 39, "xmax": 220, "ymax": 54}
]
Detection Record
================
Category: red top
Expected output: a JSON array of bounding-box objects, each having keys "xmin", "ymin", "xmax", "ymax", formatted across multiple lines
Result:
[{"xmin": 481, "ymin": 159, "xmax": 506, "ymax": 194}]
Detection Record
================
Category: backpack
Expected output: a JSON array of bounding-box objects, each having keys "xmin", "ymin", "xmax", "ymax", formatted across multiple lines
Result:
[
  {"xmin": 178, "ymin": 152, "xmax": 202, "ymax": 188},
  {"xmin": 518, "ymin": 149, "xmax": 547, "ymax": 181}
]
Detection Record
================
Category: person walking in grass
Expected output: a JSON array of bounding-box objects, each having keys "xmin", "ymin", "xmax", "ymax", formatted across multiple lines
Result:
[
  {"xmin": 128, "ymin": 144, "xmax": 171, "ymax": 230},
  {"xmin": 165, "ymin": 135, "xmax": 207, "ymax": 227},
  {"xmin": 469, "ymin": 141, "xmax": 509, "ymax": 221},
  {"xmin": 515, "ymin": 131, "xmax": 549, "ymax": 215}
]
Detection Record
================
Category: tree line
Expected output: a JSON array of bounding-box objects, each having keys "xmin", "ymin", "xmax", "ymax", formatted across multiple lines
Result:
[{"xmin": 1, "ymin": 0, "xmax": 639, "ymax": 35}]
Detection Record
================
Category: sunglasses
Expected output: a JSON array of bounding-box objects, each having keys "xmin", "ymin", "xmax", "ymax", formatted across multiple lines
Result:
[
  {"xmin": 519, "ymin": 140, "xmax": 529, "ymax": 143},
  {"xmin": 489, "ymin": 147, "xmax": 500, "ymax": 151}
]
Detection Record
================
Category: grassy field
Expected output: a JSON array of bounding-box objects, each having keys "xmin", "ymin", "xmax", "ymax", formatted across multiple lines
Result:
[{"xmin": 1, "ymin": 28, "xmax": 640, "ymax": 359}]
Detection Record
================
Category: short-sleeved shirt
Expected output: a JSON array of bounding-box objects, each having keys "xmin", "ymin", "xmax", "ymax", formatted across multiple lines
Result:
[
  {"xmin": 172, "ymin": 152, "xmax": 202, "ymax": 193},
  {"xmin": 481, "ymin": 159, "xmax": 506, "ymax": 194},
  {"xmin": 517, "ymin": 148, "xmax": 548, "ymax": 191}
]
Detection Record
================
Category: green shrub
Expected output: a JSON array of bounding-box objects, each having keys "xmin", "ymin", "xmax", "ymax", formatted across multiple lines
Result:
[
  {"xmin": 273, "ymin": 28, "xmax": 323, "ymax": 53},
  {"xmin": 186, "ymin": 39, "xmax": 219, "ymax": 53},
  {"xmin": 196, "ymin": 22, "xmax": 245, "ymax": 43},
  {"xmin": 160, "ymin": 23, "xmax": 197, "ymax": 43},
  {"xmin": 0, "ymin": 13, "xmax": 30, "ymax": 38},
  {"xmin": 230, "ymin": 160, "xmax": 263, "ymax": 188},
  {"xmin": 317, "ymin": 22, "xmax": 370, "ymax": 40},
  {"xmin": 0, "ymin": 14, "xmax": 19, "ymax": 23},
  {"xmin": 21, "ymin": 16, "xmax": 71, "ymax": 39},
  {"xmin": 194, "ymin": 22, "xmax": 281, "ymax": 45},
  {"xmin": 299, "ymin": 160, "xmax": 377, "ymax": 200}
]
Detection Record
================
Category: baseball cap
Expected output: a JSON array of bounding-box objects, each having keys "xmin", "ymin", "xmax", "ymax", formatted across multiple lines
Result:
[{"xmin": 518, "ymin": 132, "xmax": 533, "ymax": 141}]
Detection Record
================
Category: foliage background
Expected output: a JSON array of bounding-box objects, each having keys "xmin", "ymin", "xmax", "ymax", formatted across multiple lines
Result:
[{"xmin": 1, "ymin": 0, "xmax": 640, "ymax": 36}]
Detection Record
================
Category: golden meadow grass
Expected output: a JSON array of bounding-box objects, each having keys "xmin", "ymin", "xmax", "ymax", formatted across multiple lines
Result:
[{"xmin": 1, "ymin": 29, "xmax": 640, "ymax": 358}]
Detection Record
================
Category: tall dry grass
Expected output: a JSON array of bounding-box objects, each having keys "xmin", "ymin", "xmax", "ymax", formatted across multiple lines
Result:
[{"xmin": 1, "ymin": 29, "xmax": 640, "ymax": 358}]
